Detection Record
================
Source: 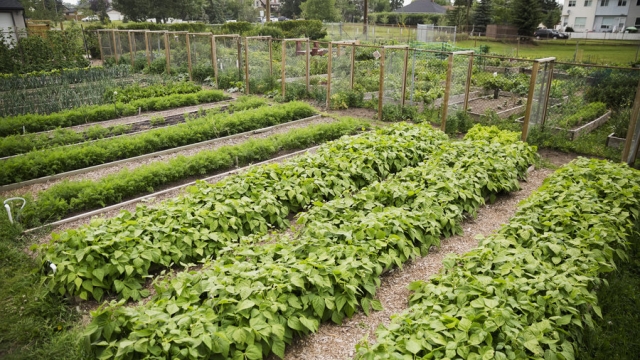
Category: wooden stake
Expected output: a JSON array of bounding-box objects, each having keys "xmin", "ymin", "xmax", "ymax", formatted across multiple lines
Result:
[
  {"xmin": 281, "ymin": 40, "xmax": 286, "ymax": 97},
  {"xmin": 326, "ymin": 42, "xmax": 333, "ymax": 109},
  {"xmin": 350, "ymin": 44, "xmax": 355, "ymax": 89},
  {"xmin": 211, "ymin": 36, "xmax": 218, "ymax": 88},
  {"xmin": 401, "ymin": 46, "xmax": 409, "ymax": 107},
  {"xmin": 440, "ymin": 53, "xmax": 454, "ymax": 131},
  {"xmin": 97, "ymin": 31, "xmax": 104, "ymax": 62},
  {"xmin": 244, "ymin": 37, "xmax": 250, "ymax": 94},
  {"xmin": 521, "ymin": 62, "xmax": 541, "ymax": 142},
  {"xmin": 144, "ymin": 31, "xmax": 150, "ymax": 67},
  {"xmin": 378, "ymin": 47, "xmax": 386, "ymax": 122},
  {"xmin": 186, "ymin": 33, "xmax": 192, "ymax": 80},
  {"xmin": 111, "ymin": 30, "xmax": 119, "ymax": 62},
  {"xmin": 268, "ymin": 37, "xmax": 273, "ymax": 77},
  {"xmin": 306, "ymin": 39, "xmax": 310, "ymax": 92},
  {"xmin": 128, "ymin": 31, "xmax": 134, "ymax": 66},
  {"xmin": 463, "ymin": 53, "xmax": 473, "ymax": 111},
  {"xmin": 539, "ymin": 61, "xmax": 555, "ymax": 127},
  {"xmin": 164, "ymin": 32, "xmax": 170, "ymax": 74},
  {"xmin": 622, "ymin": 78, "xmax": 640, "ymax": 163},
  {"xmin": 237, "ymin": 36, "xmax": 242, "ymax": 82}
]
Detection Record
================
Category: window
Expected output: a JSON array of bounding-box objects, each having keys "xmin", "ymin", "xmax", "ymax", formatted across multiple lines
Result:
[
  {"xmin": 575, "ymin": 17, "xmax": 587, "ymax": 30},
  {"xmin": 618, "ymin": 0, "xmax": 627, "ymax": 5},
  {"xmin": 585, "ymin": 0, "xmax": 592, "ymax": 5},
  {"xmin": 569, "ymin": 0, "xmax": 576, "ymax": 5},
  {"xmin": 601, "ymin": 17, "xmax": 614, "ymax": 29},
  {"xmin": 601, "ymin": 0, "xmax": 609, "ymax": 5},
  {"xmin": 636, "ymin": 17, "xmax": 640, "ymax": 25}
]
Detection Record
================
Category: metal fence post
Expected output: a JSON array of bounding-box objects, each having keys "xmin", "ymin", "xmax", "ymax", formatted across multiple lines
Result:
[{"xmin": 440, "ymin": 53, "xmax": 454, "ymax": 131}]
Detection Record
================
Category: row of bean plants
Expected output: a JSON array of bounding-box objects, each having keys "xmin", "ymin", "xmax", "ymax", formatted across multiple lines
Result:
[
  {"xmin": 0, "ymin": 96, "xmax": 267, "ymax": 158},
  {"xmin": 17, "ymin": 116, "xmax": 368, "ymax": 227},
  {"xmin": 0, "ymin": 89, "xmax": 228, "ymax": 137},
  {"xmin": 39, "ymin": 123, "xmax": 451, "ymax": 302},
  {"xmin": 0, "ymin": 65, "xmax": 132, "ymax": 91},
  {"xmin": 80, "ymin": 125, "xmax": 537, "ymax": 359},
  {"xmin": 0, "ymin": 101, "xmax": 311, "ymax": 185},
  {"xmin": 107, "ymin": 82, "xmax": 202, "ymax": 103},
  {"xmin": 355, "ymin": 157, "xmax": 640, "ymax": 359}
]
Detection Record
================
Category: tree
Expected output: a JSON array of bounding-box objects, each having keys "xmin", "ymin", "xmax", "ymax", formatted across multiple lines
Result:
[
  {"xmin": 300, "ymin": 0, "xmax": 340, "ymax": 21},
  {"xmin": 23, "ymin": 0, "xmax": 64, "ymax": 22},
  {"xmin": 433, "ymin": 0, "xmax": 450, "ymax": 5},
  {"xmin": 512, "ymin": 0, "xmax": 542, "ymax": 35},
  {"xmin": 473, "ymin": 0, "xmax": 491, "ymax": 33},
  {"xmin": 390, "ymin": 0, "xmax": 403, "ymax": 10},
  {"xmin": 372, "ymin": 0, "xmax": 390, "ymax": 12},
  {"xmin": 204, "ymin": 0, "xmax": 226, "ymax": 23},
  {"xmin": 490, "ymin": 0, "xmax": 512, "ymax": 25},
  {"xmin": 89, "ymin": 0, "xmax": 109, "ymax": 22},
  {"xmin": 542, "ymin": 7, "xmax": 560, "ymax": 28},
  {"xmin": 281, "ymin": 0, "xmax": 304, "ymax": 18}
]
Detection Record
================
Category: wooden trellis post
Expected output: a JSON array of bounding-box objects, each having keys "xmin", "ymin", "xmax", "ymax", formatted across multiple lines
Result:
[
  {"xmin": 268, "ymin": 37, "xmax": 273, "ymax": 77},
  {"xmin": 97, "ymin": 31, "xmax": 104, "ymax": 62},
  {"xmin": 306, "ymin": 39, "xmax": 310, "ymax": 92},
  {"xmin": 622, "ymin": 78, "xmax": 640, "ymax": 164},
  {"xmin": 521, "ymin": 62, "xmax": 540, "ymax": 142},
  {"xmin": 237, "ymin": 36, "xmax": 242, "ymax": 83},
  {"xmin": 326, "ymin": 42, "xmax": 333, "ymax": 109},
  {"xmin": 186, "ymin": 33, "xmax": 192, "ymax": 80},
  {"xmin": 350, "ymin": 44, "xmax": 355, "ymax": 89},
  {"xmin": 211, "ymin": 36, "xmax": 218, "ymax": 87},
  {"xmin": 378, "ymin": 47, "xmax": 386, "ymax": 122},
  {"xmin": 144, "ymin": 31, "xmax": 150, "ymax": 67},
  {"xmin": 539, "ymin": 61, "xmax": 555, "ymax": 127},
  {"xmin": 281, "ymin": 39, "xmax": 286, "ymax": 97},
  {"xmin": 164, "ymin": 32, "xmax": 170, "ymax": 74},
  {"xmin": 244, "ymin": 37, "xmax": 250, "ymax": 94},
  {"xmin": 440, "ymin": 53, "xmax": 454, "ymax": 131},
  {"xmin": 401, "ymin": 46, "xmax": 409, "ymax": 107},
  {"xmin": 111, "ymin": 29, "xmax": 119, "ymax": 62},
  {"xmin": 462, "ymin": 51, "xmax": 474, "ymax": 112},
  {"xmin": 128, "ymin": 31, "xmax": 134, "ymax": 66}
]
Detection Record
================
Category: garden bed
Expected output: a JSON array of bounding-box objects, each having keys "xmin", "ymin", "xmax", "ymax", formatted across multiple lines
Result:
[
  {"xmin": 516, "ymin": 107, "xmax": 611, "ymax": 141},
  {"xmin": 465, "ymin": 92, "xmax": 526, "ymax": 120},
  {"xmin": 607, "ymin": 132, "xmax": 626, "ymax": 149}
]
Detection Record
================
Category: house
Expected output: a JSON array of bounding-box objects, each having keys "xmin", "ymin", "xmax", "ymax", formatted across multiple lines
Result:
[
  {"xmin": 394, "ymin": 0, "xmax": 447, "ymax": 14},
  {"xmin": 561, "ymin": 0, "xmax": 631, "ymax": 32},
  {"xmin": 106, "ymin": 7, "xmax": 123, "ymax": 21},
  {"xmin": 0, "ymin": 0, "xmax": 27, "ymax": 45}
]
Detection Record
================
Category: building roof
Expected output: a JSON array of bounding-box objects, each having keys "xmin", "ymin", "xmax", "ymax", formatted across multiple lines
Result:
[
  {"xmin": 394, "ymin": 0, "xmax": 446, "ymax": 14},
  {"xmin": 0, "ymin": 0, "xmax": 25, "ymax": 10}
]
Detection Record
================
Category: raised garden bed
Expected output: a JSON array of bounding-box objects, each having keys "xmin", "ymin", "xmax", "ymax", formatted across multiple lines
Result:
[
  {"xmin": 463, "ymin": 91, "xmax": 526, "ymax": 120},
  {"xmin": 607, "ymin": 132, "xmax": 626, "ymax": 148},
  {"xmin": 516, "ymin": 110, "xmax": 611, "ymax": 141}
]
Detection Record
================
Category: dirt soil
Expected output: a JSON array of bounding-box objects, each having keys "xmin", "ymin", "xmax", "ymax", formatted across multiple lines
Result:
[
  {"xmin": 466, "ymin": 95, "xmax": 525, "ymax": 116},
  {"xmin": 279, "ymin": 154, "xmax": 574, "ymax": 360}
]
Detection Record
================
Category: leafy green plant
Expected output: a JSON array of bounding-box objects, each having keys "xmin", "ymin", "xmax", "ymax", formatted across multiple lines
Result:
[
  {"xmin": 0, "ymin": 102, "xmax": 313, "ymax": 185},
  {"xmin": 356, "ymin": 158, "xmax": 640, "ymax": 359},
  {"xmin": 554, "ymin": 101, "xmax": 607, "ymax": 129}
]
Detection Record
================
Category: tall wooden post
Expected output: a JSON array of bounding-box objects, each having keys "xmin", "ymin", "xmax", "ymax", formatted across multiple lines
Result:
[
  {"xmin": 401, "ymin": 46, "xmax": 409, "ymax": 107},
  {"xmin": 378, "ymin": 47, "xmax": 386, "ymax": 121},
  {"xmin": 128, "ymin": 31, "xmax": 134, "ymax": 66},
  {"xmin": 164, "ymin": 32, "xmax": 170, "ymax": 74},
  {"xmin": 350, "ymin": 44, "xmax": 355, "ymax": 89},
  {"xmin": 622, "ymin": 78, "xmax": 640, "ymax": 163},
  {"xmin": 111, "ymin": 30, "xmax": 119, "ymax": 62},
  {"xmin": 97, "ymin": 31, "xmax": 104, "ymax": 62},
  {"xmin": 440, "ymin": 53, "xmax": 454, "ymax": 131},
  {"xmin": 211, "ymin": 36, "xmax": 218, "ymax": 88},
  {"xmin": 186, "ymin": 33, "xmax": 193, "ymax": 80},
  {"xmin": 306, "ymin": 39, "xmax": 310, "ymax": 92},
  {"xmin": 281, "ymin": 40, "xmax": 286, "ymax": 97},
  {"xmin": 521, "ymin": 61, "xmax": 541, "ymax": 142},
  {"xmin": 237, "ymin": 36, "xmax": 242, "ymax": 82},
  {"xmin": 244, "ymin": 37, "xmax": 250, "ymax": 94},
  {"xmin": 539, "ymin": 61, "xmax": 555, "ymax": 127},
  {"xmin": 268, "ymin": 37, "xmax": 273, "ymax": 77},
  {"xmin": 463, "ymin": 54, "xmax": 474, "ymax": 111},
  {"xmin": 144, "ymin": 31, "xmax": 150, "ymax": 67},
  {"xmin": 326, "ymin": 42, "xmax": 333, "ymax": 109}
]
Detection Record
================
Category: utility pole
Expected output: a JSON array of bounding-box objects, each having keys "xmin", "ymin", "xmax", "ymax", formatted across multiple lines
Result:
[{"xmin": 266, "ymin": 0, "xmax": 271, "ymax": 22}]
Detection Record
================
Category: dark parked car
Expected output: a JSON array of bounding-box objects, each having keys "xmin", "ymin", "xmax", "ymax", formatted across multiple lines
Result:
[{"xmin": 534, "ymin": 29, "xmax": 569, "ymax": 39}]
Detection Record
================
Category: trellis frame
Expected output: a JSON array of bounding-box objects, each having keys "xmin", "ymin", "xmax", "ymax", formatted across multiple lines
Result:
[
  {"xmin": 521, "ymin": 57, "xmax": 556, "ymax": 142},
  {"xmin": 209, "ymin": 34, "xmax": 241, "ymax": 89},
  {"xmin": 378, "ymin": 45, "xmax": 410, "ymax": 121},
  {"xmin": 280, "ymin": 38, "xmax": 310, "ymax": 98},
  {"xmin": 244, "ymin": 36, "xmax": 273, "ymax": 95},
  {"xmin": 440, "ymin": 50, "xmax": 474, "ymax": 132}
]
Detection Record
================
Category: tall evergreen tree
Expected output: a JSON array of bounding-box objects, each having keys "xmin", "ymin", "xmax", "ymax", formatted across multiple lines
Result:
[
  {"xmin": 512, "ymin": 0, "xmax": 542, "ymax": 35},
  {"xmin": 281, "ymin": 0, "xmax": 303, "ymax": 18},
  {"xmin": 473, "ymin": 0, "xmax": 491, "ymax": 33}
]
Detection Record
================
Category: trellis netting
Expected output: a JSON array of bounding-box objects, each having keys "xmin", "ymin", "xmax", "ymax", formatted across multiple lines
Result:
[
  {"xmin": 189, "ymin": 34, "xmax": 214, "ymax": 82},
  {"xmin": 281, "ymin": 39, "xmax": 310, "ymax": 100},
  {"xmin": 147, "ymin": 32, "xmax": 168, "ymax": 74},
  {"xmin": 245, "ymin": 36, "xmax": 274, "ymax": 94},
  {"xmin": 98, "ymin": 30, "xmax": 115, "ymax": 61},
  {"xmin": 214, "ymin": 35, "xmax": 242, "ymax": 90},
  {"xmin": 328, "ymin": 42, "xmax": 355, "ymax": 108},
  {"xmin": 130, "ymin": 31, "xmax": 148, "ymax": 71},
  {"xmin": 115, "ymin": 31, "xmax": 132, "ymax": 65},
  {"xmin": 380, "ymin": 46, "xmax": 408, "ymax": 115},
  {"xmin": 444, "ymin": 51, "xmax": 473, "ymax": 126},
  {"xmin": 168, "ymin": 32, "xmax": 190, "ymax": 75},
  {"xmin": 351, "ymin": 44, "xmax": 382, "ymax": 108},
  {"xmin": 406, "ymin": 49, "xmax": 448, "ymax": 121}
]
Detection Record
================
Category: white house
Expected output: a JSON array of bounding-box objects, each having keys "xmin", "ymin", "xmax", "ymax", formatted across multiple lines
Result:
[
  {"xmin": 0, "ymin": 0, "xmax": 27, "ymax": 45},
  {"xmin": 562, "ymin": 0, "xmax": 631, "ymax": 32}
]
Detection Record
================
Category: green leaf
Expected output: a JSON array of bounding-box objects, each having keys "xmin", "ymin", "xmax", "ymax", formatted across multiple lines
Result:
[
  {"xmin": 405, "ymin": 338, "xmax": 422, "ymax": 354},
  {"xmin": 271, "ymin": 337, "xmax": 286, "ymax": 359},
  {"xmin": 245, "ymin": 344, "xmax": 262, "ymax": 360},
  {"xmin": 236, "ymin": 300, "xmax": 255, "ymax": 312}
]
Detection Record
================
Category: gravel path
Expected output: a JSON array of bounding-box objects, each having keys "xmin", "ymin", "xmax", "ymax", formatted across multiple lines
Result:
[
  {"xmin": 2, "ymin": 116, "xmax": 334, "ymax": 199},
  {"xmin": 280, "ymin": 165, "xmax": 561, "ymax": 360}
]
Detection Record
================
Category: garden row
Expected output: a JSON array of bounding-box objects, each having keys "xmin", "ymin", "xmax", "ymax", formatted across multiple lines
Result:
[
  {"xmin": 0, "ymin": 65, "xmax": 132, "ymax": 91},
  {"xmin": 17, "ymin": 117, "xmax": 368, "ymax": 228},
  {"xmin": 40, "ymin": 123, "xmax": 452, "ymax": 302},
  {"xmin": 80, "ymin": 125, "xmax": 536, "ymax": 359},
  {"xmin": 0, "ymin": 83, "xmax": 223, "ymax": 136},
  {"xmin": 355, "ymin": 158, "xmax": 640, "ymax": 359},
  {"xmin": 0, "ymin": 99, "xmax": 313, "ymax": 186},
  {"xmin": 0, "ymin": 96, "xmax": 258, "ymax": 158}
]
